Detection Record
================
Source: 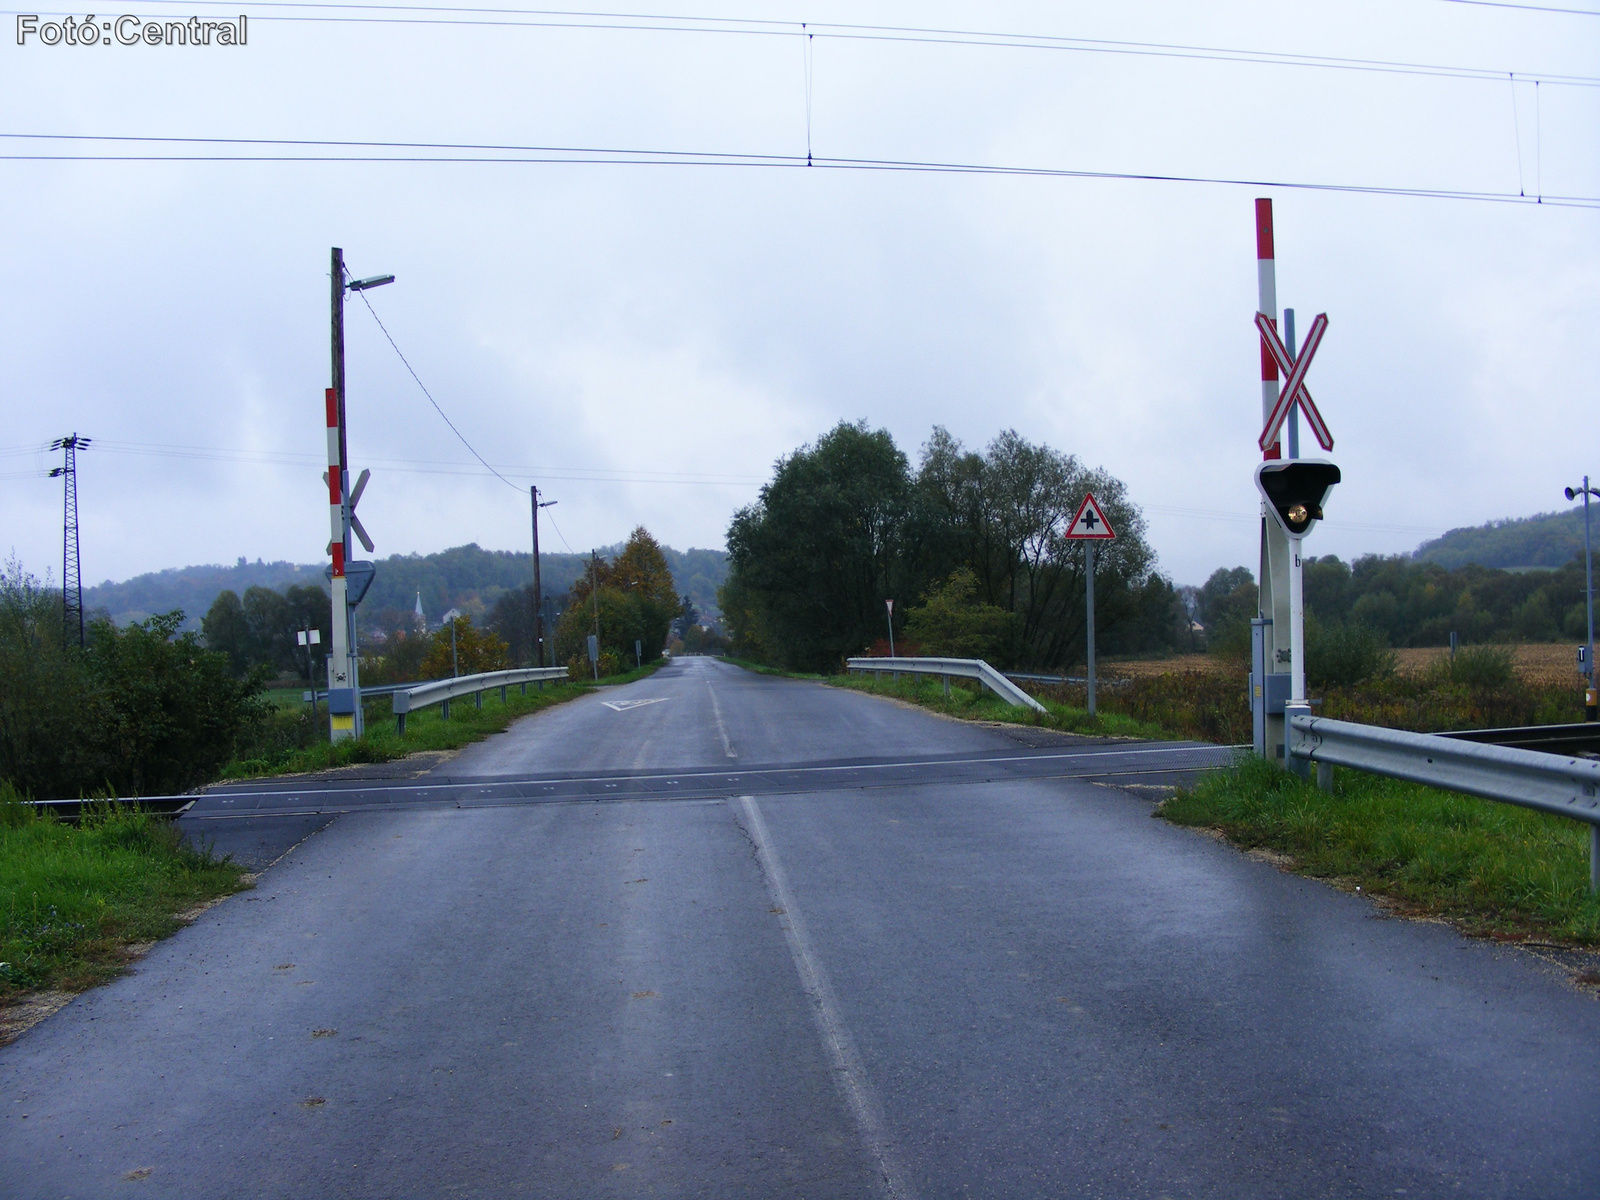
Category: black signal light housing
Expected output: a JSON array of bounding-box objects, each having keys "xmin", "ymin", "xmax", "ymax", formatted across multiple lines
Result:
[{"xmin": 1255, "ymin": 459, "xmax": 1340, "ymax": 537}]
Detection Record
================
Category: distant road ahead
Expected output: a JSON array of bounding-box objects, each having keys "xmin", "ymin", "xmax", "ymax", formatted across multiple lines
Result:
[{"xmin": 2, "ymin": 657, "xmax": 1597, "ymax": 1198}]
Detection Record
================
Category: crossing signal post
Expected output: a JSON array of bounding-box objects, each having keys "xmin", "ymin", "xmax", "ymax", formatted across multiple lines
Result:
[
  {"xmin": 325, "ymin": 247, "xmax": 393, "ymax": 741},
  {"xmin": 1251, "ymin": 199, "xmax": 1336, "ymax": 766}
]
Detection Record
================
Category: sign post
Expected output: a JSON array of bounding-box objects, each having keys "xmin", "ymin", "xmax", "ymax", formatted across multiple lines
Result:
[{"xmin": 1063, "ymin": 494, "xmax": 1117, "ymax": 716}]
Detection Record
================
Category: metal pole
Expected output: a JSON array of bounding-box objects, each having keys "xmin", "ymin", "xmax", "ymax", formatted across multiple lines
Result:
[
  {"xmin": 1085, "ymin": 541, "xmax": 1097, "ymax": 717},
  {"xmin": 886, "ymin": 599, "xmax": 895, "ymax": 658},
  {"xmin": 1289, "ymin": 534, "xmax": 1307, "ymax": 704},
  {"xmin": 1284, "ymin": 308, "xmax": 1300, "ymax": 460},
  {"xmin": 591, "ymin": 552, "xmax": 601, "ymax": 680},
  {"xmin": 1585, "ymin": 477, "xmax": 1596, "ymax": 721},
  {"xmin": 531, "ymin": 486, "xmax": 545, "ymax": 667}
]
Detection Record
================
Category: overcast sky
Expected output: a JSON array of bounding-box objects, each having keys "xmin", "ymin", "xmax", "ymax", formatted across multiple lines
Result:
[{"xmin": 3, "ymin": 0, "xmax": 1597, "ymax": 592}]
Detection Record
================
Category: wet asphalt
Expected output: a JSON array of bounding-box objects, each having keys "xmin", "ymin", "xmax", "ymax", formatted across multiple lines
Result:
[{"xmin": 2, "ymin": 656, "xmax": 1598, "ymax": 1197}]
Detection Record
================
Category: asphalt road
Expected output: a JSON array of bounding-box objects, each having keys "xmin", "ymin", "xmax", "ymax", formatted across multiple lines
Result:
[{"xmin": 3, "ymin": 657, "xmax": 1598, "ymax": 1197}]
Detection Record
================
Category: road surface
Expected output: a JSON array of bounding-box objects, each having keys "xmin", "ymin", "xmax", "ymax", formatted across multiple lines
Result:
[{"xmin": 2, "ymin": 656, "xmax": 1597, "ymax": 1198}]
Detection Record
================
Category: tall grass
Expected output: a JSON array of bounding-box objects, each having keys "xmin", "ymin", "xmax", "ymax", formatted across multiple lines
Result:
[
  {"xmin": 1162, "ymin": 757, "xmax": 1600, "ymax": 944},
  {"xmin": 1035, "ymin": 658, "xmax": 1584, "ymax": 745},
  {"xmin": 0, "ymin": 780, "xmax": 248, "ymax": 1001}
]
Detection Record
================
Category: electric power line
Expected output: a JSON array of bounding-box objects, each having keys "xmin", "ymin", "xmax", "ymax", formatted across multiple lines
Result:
[
  {"xmin": 3, "ymin": 134, "xmax": 1594, "ymax": 208},
  {"xmin": 352, "ymin": 287, "xmax": 524, "ymax": 493}
]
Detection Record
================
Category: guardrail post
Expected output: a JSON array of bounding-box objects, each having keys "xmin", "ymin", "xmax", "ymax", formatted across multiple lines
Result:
[
  {"xmin": 441, "ymin": 698, "xmax": 450, "ymax": 720},
  {"xmin": 396, "ymin": 711, "xmax": 407, "ymax": 736},
  {"xmin": 520, "ymin": 682, "xmax": 526, "ymax": 696},
  {"xmin": 943, "ymin": 674, "xmax": 950, "ymax": 697},
  {"xmin": 475, "ymin": 691, "xmax": 483, "ymax": 711},
  {"xmin": 1285, "ymin": 702, "xmax": 1312, "ymax": 779},
  {"xmin": 1316, "ymin": 761, "xmax": 1333, "ymax": 791},
  {"xmin": 500, "ymin": 685, "xmax": 507, "ymax": 703}
]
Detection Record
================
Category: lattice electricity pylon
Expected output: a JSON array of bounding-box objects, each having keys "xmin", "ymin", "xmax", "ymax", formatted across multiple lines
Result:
[{"xmin": 48, "ymin": 433, "xmax": 91, "ymax": 649}]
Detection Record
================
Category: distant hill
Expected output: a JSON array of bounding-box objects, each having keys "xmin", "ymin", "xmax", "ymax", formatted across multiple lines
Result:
[
  {"xmin": 1413, "ymin": 507, "xmax": 1590, "ymax": 571},
  {"xmin": 85, "ymin": 543, "xmax": 728, "ymax": 630}
]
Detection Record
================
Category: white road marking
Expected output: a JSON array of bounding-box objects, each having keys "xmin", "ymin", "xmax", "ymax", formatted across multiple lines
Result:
[
  {"xmin": 601, "ymin": 698, "xmax": 669, "ymax": 713},
  {"xmin": 706, "ymin": 681, "xmax": 737, "ymax": 758},
  {"xmin": 736, "ymin": 796, "xmax": 915, "ymax": 1200}
]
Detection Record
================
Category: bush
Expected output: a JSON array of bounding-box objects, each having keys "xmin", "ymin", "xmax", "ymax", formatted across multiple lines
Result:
[
  {"xmin": 418, "ymin": 615, "xmax": 510, "ymax": 680},
  {"xmin": 1306, "ymin": 618, "xmax": 1395, "ymax": 688},
  {"xmin": 0, "ymin": 560, "xmax": 268, "ymax": 799},
  {"xmin": 904, "ymin": 568, "xmax": 1017, "ymax": 662},
  {"xmin": 1429, "ymin": 643, "xmax": 1516, "ymax": 690}
]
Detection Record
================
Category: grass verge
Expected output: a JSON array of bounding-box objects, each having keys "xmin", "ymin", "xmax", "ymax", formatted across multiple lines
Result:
[
  {"xmin": 0, "ymin": 782, "xmax": 249, "ymax": 1007},
  {"xmin": 822, "ymin": 670, "xmax": 1173, "ymax": 740},
  {"xmin": 223, "ymin": 661, "xmax": 664, "ymax": 780},
  {"xmin": 1160, "ymin": 756, "xmax": 1600, "ymax": 944}
]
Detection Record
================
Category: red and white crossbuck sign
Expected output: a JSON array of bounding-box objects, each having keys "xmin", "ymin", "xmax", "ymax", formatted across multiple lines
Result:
[{"xmin": 1255, "ymin": 311, "xmax": 1333, "ymax": 453}]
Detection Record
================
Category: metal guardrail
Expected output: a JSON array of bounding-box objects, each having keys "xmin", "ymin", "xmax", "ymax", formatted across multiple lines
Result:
[
  {"xmin": 303, "ymin": 680, "xmax": 415, "ymax": 702},
  {"xmin": 392, "ymin": 667, "xmax": 571, "ymax": 734},
  {"xmin": 845, "ymin": 656, "xmax": 1048, "ymax": 714},
  {"xmin": 1288, "ymin": 713, "xmax": 1600, "ymax": 890}
]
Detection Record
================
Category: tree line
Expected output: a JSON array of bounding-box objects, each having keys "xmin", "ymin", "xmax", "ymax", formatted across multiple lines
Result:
[
  {"xmin": 721, "ymin": 422, "xmax": 1189, "ymax": 672},
  {"xmin": 1194, "ymin": 552, "xmax": 1595, "ymax": 654}
]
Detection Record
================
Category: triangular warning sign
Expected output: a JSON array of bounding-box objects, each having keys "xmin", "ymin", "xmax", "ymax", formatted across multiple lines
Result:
[{"xmin": 1063, "ymin": 493, "xmax": 1116, "ymax": 540}]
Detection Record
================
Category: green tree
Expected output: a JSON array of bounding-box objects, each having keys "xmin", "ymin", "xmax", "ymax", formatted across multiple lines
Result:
[
  {"xmin": 419, "ymin": 615, "xmax": 510, "ymax": 679},
  {"xmin": 725, "ymin": 422, "xmax": 915, "ymax": 671},
  {"xmin": 553, "ymin": 529, "xmax": 683, "ymax": 668},
  {"xmin": 904, "ymin": 568, "xmax": 1016, "ymax": 661},
  {"xmin": 202, "ymin": 589, "xmax": 251, "ymax": 677}
]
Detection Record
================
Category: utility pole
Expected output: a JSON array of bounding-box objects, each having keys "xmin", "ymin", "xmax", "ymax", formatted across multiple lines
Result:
[
  {"xmin": 1567, "ymin": 476, "xmax": 1599, "ymax": 721},
  {"xmin": 48, "ymin": 433, "xmax": 90, "ymax": 650},
  {"xmin": 591, "ymin": 551, "xmax": 601, "ymax": 680},
  {"xmin": 531, "ymin": 486, "xmax": 556, "ymax": 667}
]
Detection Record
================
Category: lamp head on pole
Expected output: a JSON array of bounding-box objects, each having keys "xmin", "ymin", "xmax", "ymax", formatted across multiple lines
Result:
[{"xmin": 346, "ymin": 274, "xmax": 395, "ymax": 292}]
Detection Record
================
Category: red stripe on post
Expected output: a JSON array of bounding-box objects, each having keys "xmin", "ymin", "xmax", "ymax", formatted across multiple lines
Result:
[
  {"xmin": 325, "ymin": 387, "xmax": 339, "ymax": 428},
  {"xmin": 1255, "ymin": 198, "xmax": 1274, "ymax": 260},
  {"xmin": 331, "ymin": 542, "xmax": 344, "ymax": 576},
  {"xmin": 329, "ymin": 472, "xmax": 342, "ymax": 504}
]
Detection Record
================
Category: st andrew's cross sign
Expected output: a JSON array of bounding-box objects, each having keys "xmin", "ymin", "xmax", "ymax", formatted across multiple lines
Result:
[{"xmin": 1256, "ymin": 310, "xmax": 1333, "ymax": 453}]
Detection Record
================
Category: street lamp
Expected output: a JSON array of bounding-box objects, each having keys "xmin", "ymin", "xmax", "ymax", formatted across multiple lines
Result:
[{"xmin": 1565, "ymin": 477, "xmax": 1598, "ymax": 722}]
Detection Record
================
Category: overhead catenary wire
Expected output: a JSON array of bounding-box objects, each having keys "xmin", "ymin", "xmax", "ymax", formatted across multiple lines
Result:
[
  {"xmin": 1435, "ymin": 0, "xmax": 1600, "ymax": 14},
  {"xmin": 3, "ymin": 133, "xmax": 1595, "ymax": 209},
  {"xmin": 28, "ymin": 1, "xmax": 1600, "ymax": 87}
]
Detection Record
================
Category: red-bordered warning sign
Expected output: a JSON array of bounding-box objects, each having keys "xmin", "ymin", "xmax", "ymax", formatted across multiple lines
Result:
[{"xmin": 1064, "ymin": 493, "xmax": 1116, "ymax": 540}]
